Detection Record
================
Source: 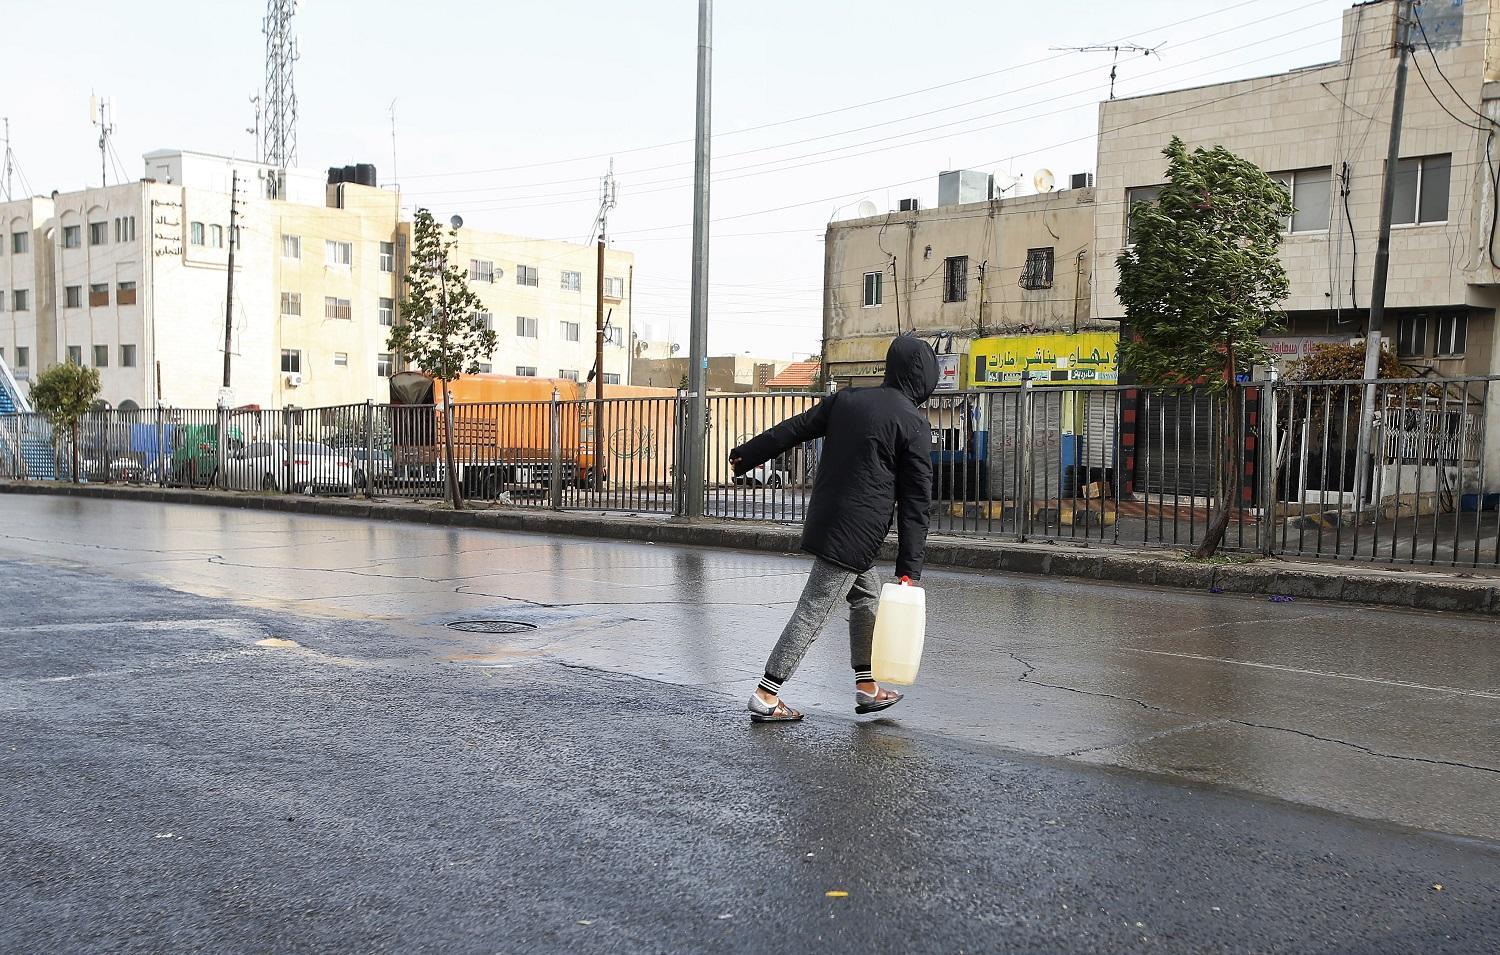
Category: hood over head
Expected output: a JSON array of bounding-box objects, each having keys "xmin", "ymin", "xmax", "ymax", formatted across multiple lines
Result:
[{"xmin": 882, "ymin": 334, "xmax": 940, "ymax": 404}]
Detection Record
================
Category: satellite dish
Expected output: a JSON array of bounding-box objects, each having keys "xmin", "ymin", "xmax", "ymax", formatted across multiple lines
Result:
[
  {"xmin": 1033, "ymin": 169, "xmax": 1056, "ymax": 193},
  {"xmin": 449, "ymin": 215, "xmax": 464, "ymax": 229},
  {"xmin": 993, "ymin": 172, "xmax": 1023, "ymax": 196},
  {"xmin": 856, "ymin": 200, "xmax": 879, "ymax": 218}
]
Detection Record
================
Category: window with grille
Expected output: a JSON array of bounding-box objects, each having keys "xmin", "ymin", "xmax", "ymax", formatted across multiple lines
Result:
[
  {"xmin": 1021, "ymin": 248, "xmax": 1055, "ymax": 290},
  {"xmin": 943, "ymin": 256, "xmax": 968, "ymax": 303},
  {"xmin": 516, "ymin": 316, "xmax": 538, "ymax": 338},
  {"xmin": 561, "ymin": 270, "xmax": 582, "ymax": 292},
  {"xmin": 324, "ymin": 297, "xmax": 352, "ymax": 320},
  {"xmin": 516, "ymin": 264, "xmax": 539, "ymax": 287},
  {"xmin": 863, "ymin": 270, "xmax": 883, "ymax": 307},
  {"xmin": 281, "ymin": 292, "xmax": 302, "ymax": 316}
]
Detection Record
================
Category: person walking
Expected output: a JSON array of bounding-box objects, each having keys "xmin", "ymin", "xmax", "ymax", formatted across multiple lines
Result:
[{"xmin": 730, "ymin": 335, "xmax": 938, "ymax": 723}]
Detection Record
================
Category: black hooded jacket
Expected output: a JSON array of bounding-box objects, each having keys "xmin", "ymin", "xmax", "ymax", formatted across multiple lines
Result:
[{"xmin": 731, "ymin": 336, "xmax": 938, "ymax": 579}]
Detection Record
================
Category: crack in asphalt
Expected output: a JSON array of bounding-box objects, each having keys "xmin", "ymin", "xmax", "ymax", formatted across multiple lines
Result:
[{"xmin": 1007, "ymin": 653, "xmax": 1500, "ymax": 776}]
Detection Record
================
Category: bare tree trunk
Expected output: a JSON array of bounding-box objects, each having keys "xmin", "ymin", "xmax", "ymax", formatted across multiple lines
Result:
[
  {"xmin": 440, "ymin": 380, "xmax": 463, "ymax": 510},
  {"xmin": 1194, "ymin": 383, "xmax": 1241, "ymax": 558}
]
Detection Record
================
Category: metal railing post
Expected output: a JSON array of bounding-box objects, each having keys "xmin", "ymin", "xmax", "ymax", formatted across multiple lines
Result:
[
  {"xmin": 549, "ymin": 387, "xmax": 564, "ymax": 509},
  {"xmin": 1260, "ymin": 379, "xmax": 1280, "ymax": 556},
  {"xmin": 364, "ymin": 399, "xmax": 377, "ymax": 500},
  {"xmin": 1019, "ymin": 373, "xmax": 1035, "ymax": 541},
  {"xmin": 282, "ymin": 406, "xmax": 294, "ymax": 494}
]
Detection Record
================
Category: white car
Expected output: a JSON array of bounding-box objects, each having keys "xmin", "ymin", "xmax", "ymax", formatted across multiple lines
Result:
[
  {"xmin": 734, "ymin": 462, "xmax": 790, "ymax": 489},
  {"xmin": 223, "ymin": 441, "xmax": 361, "ymax": 494}
]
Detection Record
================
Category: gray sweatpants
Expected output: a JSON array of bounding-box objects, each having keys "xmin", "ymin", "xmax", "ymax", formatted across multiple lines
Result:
[{"xmin": 758, "ymin": 557, "xmax": 882, "ymax": 695}]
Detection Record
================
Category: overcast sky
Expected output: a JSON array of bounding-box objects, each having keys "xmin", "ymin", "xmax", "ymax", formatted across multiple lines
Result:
[{"xmin": 7, "ymin": 0, "xmax": 1352, "ymax": 359}]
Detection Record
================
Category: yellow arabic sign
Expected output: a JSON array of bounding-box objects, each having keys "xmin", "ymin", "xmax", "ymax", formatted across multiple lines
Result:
[{"xmin": 970, "ymin": 332, "xmax": 1119, "ymax": 386}]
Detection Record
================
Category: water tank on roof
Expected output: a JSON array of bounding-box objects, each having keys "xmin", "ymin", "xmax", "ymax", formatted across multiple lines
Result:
[{"xmin": 355, "ymin": 164, "xmax": 377, "ymax": 187}]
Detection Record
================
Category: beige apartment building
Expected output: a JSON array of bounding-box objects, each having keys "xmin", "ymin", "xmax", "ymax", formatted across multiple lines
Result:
[
  {"xmin": 822, "ymin": 172, "xmax": 1099, "ymax": 388},
  {"xmin": 1095, "ymin": 0, "xmax": 1500, "ymax": 380},
  {"xmin": 630, "ymin": 349, "xmax": 788, "ymax": 392},
  {"xmin": 0, "ymin": 149, "xmax": 635, "ymax": 411}
]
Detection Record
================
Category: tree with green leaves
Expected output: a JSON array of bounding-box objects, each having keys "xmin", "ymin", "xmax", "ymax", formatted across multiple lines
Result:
[
  {"xmin": 29, "ymin": 362, "xmax": 101, "ymax": 484},
  {"xmin": 386, "ymin": 208, "xmax": 498, "ymax": 508},
  {"xmin": 1116, "ymin": 136, "xmax": 1292, "ymax": 557}
]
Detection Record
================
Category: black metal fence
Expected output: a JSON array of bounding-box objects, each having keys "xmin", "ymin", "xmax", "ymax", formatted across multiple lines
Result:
[{"xmin": 3, "ymin": 376, "xmax": 1496, "ymax": 568}]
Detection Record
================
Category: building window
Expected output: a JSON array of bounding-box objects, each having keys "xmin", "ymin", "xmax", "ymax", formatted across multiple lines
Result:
[
  {"xmin": 1022, "ymin": 248, "xmax": 1055, "ymax": 290},
  {"xmin": 605, "ymin": 325, "xmax": 623, "ymax": 346},
  {"xmin": 469, "ymin": 259, "xmax": 495, "ymax": 283},
  {"xmin": 16, "ymin": 347, "xmax": 28, "ymax": 367},
  {"xmin": 1437, "ymin": 312, "xmax": 1468, "ymax": 357},
  {"xmin": 516, "ymin": 316, "xmax": 538, "ymax": 338},
  {"xmin": 1273, "ymin": 167, "xmax": 1333, "ymax": 233},
  {"xmin": 559, "ymin": 368, "xmax": 579, "ymax": 381},
  {"xmin": 324, "ymin": 296, "xmax": 352, "ymax": 320},
  {"xmin": 93, "ymin": 345, "xmax": 109, "ymax": 367},
  {"xmin": 325, "ymin": 240, "xmax": 353, "ymax": 266},
  {"xmin": 378, "ymin": 297, "xmax": 394, "ymax": 326},
  {"xmin": 515, "ymin": 365, "xmax": 537, "ymax": 377},
  {"xmin": 603, "ymin": 373, "xmax": 620, "ymax": 385},
  {"xmin": 862, "ymin": 270, "xmax": 883, "ymax": 307},
  {"xmin": 210, "ymin": 224, "xmax": 224, "ymax": 248},
  {"xmin": 377, "ymin": 353, "xmax": 393, "ymax": 377},
  {"xmin": 333, "ymin": 352, "xmax": 349, "ymax": 367},
  {"xmin": 62, "ymin": 225, "xmax": 81, "ymax": 249},
  {"xmin": 1394, "ymin": 154, "xmax": 1451, "ymax": 225},
  {"xmin": 120, "ymin": 344, "xmax": 137, "ymax": 367},
  {"xmin": 281, "ymin": 349, "xmax": 302, "ymax": 374},
  {"xmin": 67, "ymin": 345, "xmax": 82, "ymax": 365},
  {"xmin": 561, "ymin": 270, "xmax": 582, "ymax": 292},
  {"xmin": 943, "ymin": 256, "xmax": 968, "ymax": 303},
  {"xmin": 473, "ymin": 311, "xmax": 494, "ymax": 331},
  {"xmin": 561, "ymin": 320, "xmax": 581, "ymax": 342},
  {"xmin": 282, "ymin": 234, "xmax": 301, "ymax": 259},
  {"xmin": 89, "ymin": 283, "xmax": 110, "ymax": 307},
  {"xmin": 65, "ymin": 285, "xmax": 83, "ymax": 309},
  {"xmin": 89, "ymin": 221, "xmax": 108, "ymax": 246},
  {"xmin": 114, "ymin": 216, "xmax": 137, "ymax": 243},
  {"xmin": 1125, "ymin": 184, "xmax": 1163, "ymax": 245},
  {"xmin": 11, "ymin": 232, "xmax": 28, "ymax": 254},
  {"xmin": 1397, "ymin": 314, "xmax": 1428, "ymax": 358},
  {"xmin": 604, "ymin": 275, "xmax": 624, "ymax": 298},
  {"xmin": 281, "ymin": 291, "xmax": 302, "ymax": 316},
  {"xmin": 379, "ymin": 241, "xmax": 395, "ymax": 272},
  {"xmin": 478, "ymin": 363, "xmax": 493, "ymax": 374},
  {"xmin": 117, "ymin": 281, "xmax": 137, "ymax": 305},
  {"xmin": 189, "ymin": 222, "xmax": 205, "ymax": 246},
  {"xmin": 12, "ymin": 290, "xmax": 28, "ymax": 312},
  {"xmin": 516, "ymin": 264, "xmax": 539, "ymax": 287}
]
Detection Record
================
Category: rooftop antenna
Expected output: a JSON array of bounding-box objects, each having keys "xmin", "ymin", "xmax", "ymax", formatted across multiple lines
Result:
[
  {"xmin": 90, "ymin": 95, "xmax": 116, "ymax": 188},
  {"xmin": 1, "ymin": 118, "xmax": 12, "ymax": 201},
  {"xmin": 248, "ymin": 94, "xmax": 262, "ymax": 161},
  {"xmin": 262, "ymin": 0, "xmax": 300, "ymax": 169},
  {"xmin": 1050, "ymin": 43, "xmax": 1163, "ymax": 99}
]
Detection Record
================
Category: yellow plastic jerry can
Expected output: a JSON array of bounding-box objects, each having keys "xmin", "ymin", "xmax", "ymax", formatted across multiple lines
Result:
[{"xmin": 871, "ymin": 577, "xmax": 926, "ymax": 685}]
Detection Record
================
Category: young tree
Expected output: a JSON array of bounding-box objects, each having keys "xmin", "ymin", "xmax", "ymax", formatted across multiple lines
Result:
[
  {"xmin": 386, "ymin": 208, "xmax": 498, "ymax": 508},
  {"xmin": 1117, "ymin": 137, "xmax": 1291, "ymax": 557},
  {"xmin": 29, "ymin": 362, "xmax": 102, "ymax": 484}
]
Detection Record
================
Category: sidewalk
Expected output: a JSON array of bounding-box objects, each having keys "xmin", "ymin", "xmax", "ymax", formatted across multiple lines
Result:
[{"xmin": 4, "ymin": 479, "xmax": 1497, "ymax": 617}]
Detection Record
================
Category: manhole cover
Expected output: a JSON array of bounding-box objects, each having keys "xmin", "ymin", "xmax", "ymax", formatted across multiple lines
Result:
[{"xmin": 446, "ymin": 620, "xmax": 539, "ymax": 634}]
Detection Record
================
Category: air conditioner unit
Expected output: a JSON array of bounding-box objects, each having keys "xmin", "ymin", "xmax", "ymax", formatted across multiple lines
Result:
[
  {"xmin": 286, "ymin": 372, "xmax": 303, "ymax": 388},
  {"xmin": 1070, "ymin": 172, "xmax": 1094, "ymax": 190},
  {"xmin": 899, "ymin": 198, "xmax": 920, "ymax": 213}
]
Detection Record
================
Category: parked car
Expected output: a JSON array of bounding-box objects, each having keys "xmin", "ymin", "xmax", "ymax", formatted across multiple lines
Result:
[
  {"xmin": 339, "ymin": 447, "xmax": 394, "ymax": 488},
  {"xmin": 733, "ymin": 462, "xmax": 790, "ymax": 489},
  {"xmin": 222, "ymin": 441, "xmax": 361, "ymax": 494}
]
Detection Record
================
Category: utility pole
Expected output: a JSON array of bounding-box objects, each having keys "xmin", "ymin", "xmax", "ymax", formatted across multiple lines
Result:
[
  {"xmin": 1354, "ymin": 0, "xmax": 1415, "ymax": 505},
  {"xmin": 594, "ymin": 160, "xmax": 616, "ymax": 491},
  {"xmin": 684, "ymin": 0, "xmax": 712, "ymax": 520},
  {"xmin": 222, "ymin": 171, "xmax": 240, "ymax": 392}
]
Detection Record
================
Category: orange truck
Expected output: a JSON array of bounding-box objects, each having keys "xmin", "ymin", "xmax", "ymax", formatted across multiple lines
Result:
[{"xmin": 388, "ymin": 371, "xmax": 603, "ymax": 495}]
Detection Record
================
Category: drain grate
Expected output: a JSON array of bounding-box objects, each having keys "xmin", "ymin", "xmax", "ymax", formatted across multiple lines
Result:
[{"xmin": 446, "ymin": 620, "xmax": 539, "ymax": 634}]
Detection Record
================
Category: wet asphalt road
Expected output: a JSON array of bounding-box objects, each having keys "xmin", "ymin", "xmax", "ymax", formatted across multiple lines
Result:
[{"xmin": 2, "ymin": 497, "xmax": 1499, "ymax": 953}]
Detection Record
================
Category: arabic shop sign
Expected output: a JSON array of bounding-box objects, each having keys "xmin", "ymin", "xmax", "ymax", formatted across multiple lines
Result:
[{"xmin": 970, "ymin": 331, "xmax": 1118, "ymax": 386}]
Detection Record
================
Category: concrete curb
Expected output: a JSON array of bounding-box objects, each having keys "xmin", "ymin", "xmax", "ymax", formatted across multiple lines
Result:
[{"xmin": 4, "ymin": 480, "xmax": 1496, "ymax": 618}]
